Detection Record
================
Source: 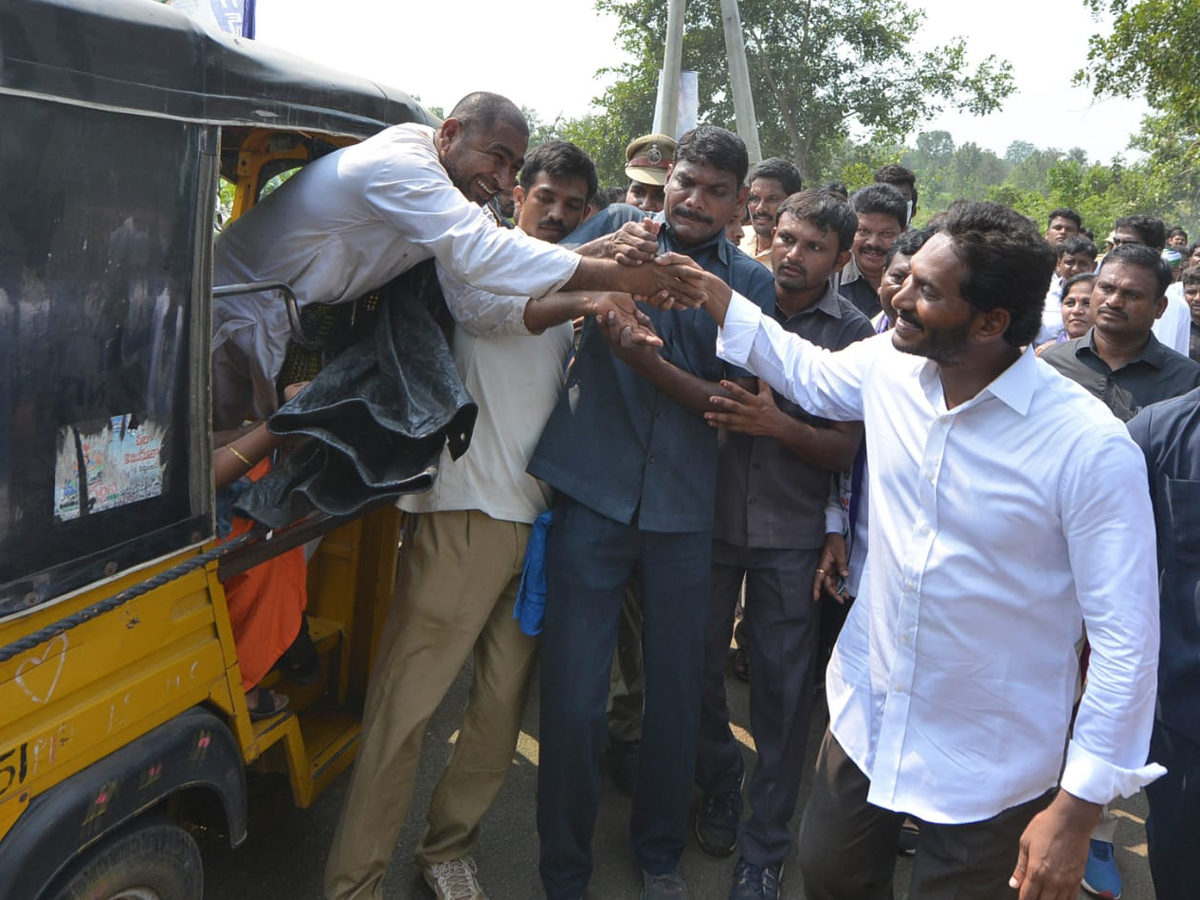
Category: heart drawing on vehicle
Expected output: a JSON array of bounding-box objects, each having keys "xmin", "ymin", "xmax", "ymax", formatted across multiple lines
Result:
[{"xmin": 15, "ymin": 633, "xmax": 69, "ymax": 704}]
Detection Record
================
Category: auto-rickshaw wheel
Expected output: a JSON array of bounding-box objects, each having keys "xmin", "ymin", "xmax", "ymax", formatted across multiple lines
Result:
[{"xmin": 46, "ymin": 818, "xmax": 202, "ymax": 900}]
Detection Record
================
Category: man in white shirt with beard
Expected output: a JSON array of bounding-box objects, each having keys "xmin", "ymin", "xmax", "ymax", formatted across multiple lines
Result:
[{"xmin": 684, "ymin": 200, "xmax": 1162, "ymax": 900}]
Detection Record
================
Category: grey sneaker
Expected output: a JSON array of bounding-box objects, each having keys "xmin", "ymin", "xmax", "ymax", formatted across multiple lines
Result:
[
  {"xmin": 641, "ymin": 868, "xmax": 690, "ymax": 900},
  {"xmin": 422, "ymin": 857, "xmax": 489, "ymax": 900}
]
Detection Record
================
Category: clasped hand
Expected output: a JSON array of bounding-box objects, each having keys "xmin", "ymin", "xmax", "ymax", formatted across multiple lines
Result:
[
  {"xmin": 586, "ymin": 293, "xmax": 662, "ymax": 349},
  {"xmin": 606, "ymin": 219, "xmax": 710, "ymax": 310}
]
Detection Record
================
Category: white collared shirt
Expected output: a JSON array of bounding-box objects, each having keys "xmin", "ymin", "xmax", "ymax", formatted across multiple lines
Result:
[
  {"xmin": 399, "ymin": 264, "xmax": 571, "ymax": 524},
  {"xmin": 210, "ymin": 123, "xmax": 579, "ymax": 428},
  {"xmin": 1154, "ymin": 282, "xmax": 1191, "ymax": 355},
  {"xmin": 718, "ymin": 292, "xmax": 1163, "ymax": 823}
]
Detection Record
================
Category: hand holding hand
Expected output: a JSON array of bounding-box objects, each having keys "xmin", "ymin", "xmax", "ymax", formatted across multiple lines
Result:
[
  {"xmin": 640, "ymin": 252, "xmax": 711, "ymax": 310},
  {"xmin": 597, "ymin": 307, "xmax": 662, "ymax": 368},
  {"xmin": 607, "ymin": 219, "xmax": 662, "ymax": 266},
  {"xmin": 588, "ymin": 293, "xmax": 663, "ymax": 348}
]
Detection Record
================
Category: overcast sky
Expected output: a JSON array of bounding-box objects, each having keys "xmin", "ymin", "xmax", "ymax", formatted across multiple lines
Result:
[{"xmin": 254, "ymin": 0, "xmax": 1148, "ymax": 164}]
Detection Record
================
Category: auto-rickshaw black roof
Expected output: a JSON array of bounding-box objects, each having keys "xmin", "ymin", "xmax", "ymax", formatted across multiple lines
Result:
[{"xmin": 0, "ymin": 0, "xmax": 437, "ymax": 138}]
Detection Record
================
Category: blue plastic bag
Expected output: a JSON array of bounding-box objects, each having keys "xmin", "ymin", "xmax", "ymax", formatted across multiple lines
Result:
[{"xmin": 513, "ymin": 510, "xmax": 552, "ymax": 636}]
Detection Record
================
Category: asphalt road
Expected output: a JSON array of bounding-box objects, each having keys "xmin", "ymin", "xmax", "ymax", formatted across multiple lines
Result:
[{"xmin": 201, "ymin": 659, "xmax": 1156, "ymax": 900}]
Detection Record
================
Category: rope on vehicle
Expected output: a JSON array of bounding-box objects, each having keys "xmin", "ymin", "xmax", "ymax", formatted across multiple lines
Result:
[{"xmin": 0, "ymin": 531, "xmax": 261, "ymax": 665}]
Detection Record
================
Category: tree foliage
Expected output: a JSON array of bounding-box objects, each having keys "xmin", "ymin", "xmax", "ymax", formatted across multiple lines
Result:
[
  {"xmin": 1076, "ymin": 0, "xmax": 1200, "ymax": 229},
  {"xmin": 891, "ymin": 129, "xmax": 1193, "ymax": 237},
  {"xmin": 574, "ymin": 0, "xmax": 1013, "ymax": 184}
]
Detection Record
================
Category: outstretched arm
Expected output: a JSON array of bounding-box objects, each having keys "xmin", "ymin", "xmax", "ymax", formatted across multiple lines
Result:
[{"xmin": 595, "ymin": 310, "xmax": 731, "ymax": 416}]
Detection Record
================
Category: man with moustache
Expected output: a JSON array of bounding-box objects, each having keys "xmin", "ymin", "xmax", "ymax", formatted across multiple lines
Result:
[
  {"xmin": 1106, "ymin": 214, "xmax": 1192, "ymax": 356},
  {"xmin": 834, "ymin": 184, "xmax": 908, "ymax": 319},
  {"xmin": 530, "ymin": 125, "xmax": 777, "ymax": 900},
  {"xmin": 1042, "ymin": 243, "xmax": 1200, "ymax": 422},
  {"xmin": 687, "ymin": 201, "xmax": 1163, "ymax": 900},
  {"xmin": 696, "ymin": 189, "xmax": 872, "ymax": 900},
  {"xmin": 739, "ymin": 157, "xmax": 803, "ymax": 267},
  {"xmin": 325, "ymin": 142, "xmax": 623, "ymax": 900},
  {"xmin": 210, "ymin": 92, "xmax": 705, "ymax": 430}
]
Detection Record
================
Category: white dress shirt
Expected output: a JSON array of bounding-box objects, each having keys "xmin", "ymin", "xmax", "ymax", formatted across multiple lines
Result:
[
  {"xmin": 718, "ymin": 292, "xmax": 1163, "ymax": 824},
  {"xmin": 1154, "ymin": 282, "xmax": 1191, "ymax": 355},
  {"xmin": 400, "ymin": 267, "xmax": 571, "ymax": 524},
  {"xmin": 1037, "ymin": 278, "xmax": 1065, "ymax": 344},
  {"xmin": 210, "ymin": 123, "xmax": 579, "ymax": 428}
]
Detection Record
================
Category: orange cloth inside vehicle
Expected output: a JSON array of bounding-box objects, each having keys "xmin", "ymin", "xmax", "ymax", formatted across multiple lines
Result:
[{"xmin": 220, "ymin": 460, "xmax": 308, "ymax": 691}]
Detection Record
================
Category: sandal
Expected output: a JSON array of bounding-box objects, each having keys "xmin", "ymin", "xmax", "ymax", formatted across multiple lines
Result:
[{"xmin": 246, "ymin": 687, "xmax": 290, "ymax": 720}]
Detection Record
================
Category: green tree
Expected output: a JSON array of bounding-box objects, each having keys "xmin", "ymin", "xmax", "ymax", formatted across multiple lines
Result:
[
  {"xmin": 580, "ymin": 0, "xmax": 1014, "ymax": 183},
  {"xmin": 1076, "ymin": 0, "xmax": 1200, "ymax": 229}
]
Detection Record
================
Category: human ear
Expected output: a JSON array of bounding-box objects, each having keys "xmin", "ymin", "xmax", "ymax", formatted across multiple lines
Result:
[
  {"xmin": 437, "ymin": 118, "xmax": 462, "ymax": 154},
  {"xmin": 974, "ymin": 307, "xmax": 1011, "ymax": 342}
]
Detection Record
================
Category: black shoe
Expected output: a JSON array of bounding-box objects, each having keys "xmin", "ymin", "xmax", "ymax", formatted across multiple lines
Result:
[
  {"xmin": 641, "ymin": 868, "xmax": 689, "ymax": 900},
  {"xmin": 607, "ymin": 737, "xmax": 640, "ymax": 796},
  {"xmin": 695, "ymin": 771, "xmax": 743, "ymax": 856},
  {"xmin": 729, "ymin": 857, "xmax": 781, "ymax": 900}
]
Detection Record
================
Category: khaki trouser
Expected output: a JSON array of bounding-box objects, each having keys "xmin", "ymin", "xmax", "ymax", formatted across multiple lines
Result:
[{"xmin": 324, "ymin": 510, "xmax": 537, "ymax": 900}]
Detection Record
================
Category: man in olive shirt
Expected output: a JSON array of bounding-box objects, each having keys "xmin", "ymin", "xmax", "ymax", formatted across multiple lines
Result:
[
  {"xmin": 696, "ymin": 190, "xmax": 873, "ymax": 900},
  {"xmin": 1042, "ymin": 243, "xmax": 1200, "ymax": 421}
]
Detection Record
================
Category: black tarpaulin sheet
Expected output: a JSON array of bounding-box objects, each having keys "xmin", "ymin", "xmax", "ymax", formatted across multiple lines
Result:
[{"xmin": 233, "ymin": 268, "xmax": 476, "ymax": 528}]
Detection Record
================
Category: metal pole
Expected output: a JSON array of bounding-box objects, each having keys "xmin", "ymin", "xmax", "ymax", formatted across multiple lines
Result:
[
  {"xmin": 658, "ymin": 0, "xmax": 687, "ymax": 138},
  {"xmin": 720, "ymin": 0, "xmax": 762, "ymax": 164}
]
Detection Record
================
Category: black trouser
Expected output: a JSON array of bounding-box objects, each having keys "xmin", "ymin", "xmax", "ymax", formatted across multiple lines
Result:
[
  {"xmin": 797, "ymin": 729, "xmax": 1052, "ymax": 900},
  {"xmin": 537, "ymin": 495, "xmax": 711, "ymax": 900},
  {"xmin": 696, "ymin": 540, "xmax": 822, "ymax": 867},
  {"xmin": 1146, "ymin": 718, "xmax": 1200, "ymax": 900}
]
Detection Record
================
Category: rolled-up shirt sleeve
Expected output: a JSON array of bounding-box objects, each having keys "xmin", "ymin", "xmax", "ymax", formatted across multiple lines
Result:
[
  {"xmin": 717, "ymin": 291, "xmax": 870, "ymax": 422},
  {"xmin": 366, "ymin": 145, "xmax": 580, "ymax": 300},
  {"xmin": 1059, "ymin": 427, "xmax": 1166, "ymax": 803}
]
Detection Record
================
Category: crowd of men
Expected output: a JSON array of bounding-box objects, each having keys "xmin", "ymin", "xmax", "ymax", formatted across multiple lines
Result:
[{"xmin": 210, "ymin": 91, "xmax": 1200, "ymax": 900}]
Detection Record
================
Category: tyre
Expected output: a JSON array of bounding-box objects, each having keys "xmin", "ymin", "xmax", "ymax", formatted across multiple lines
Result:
[{"xmin": 47, "ymin": 819, "xmax": 203, "ymax": 900}]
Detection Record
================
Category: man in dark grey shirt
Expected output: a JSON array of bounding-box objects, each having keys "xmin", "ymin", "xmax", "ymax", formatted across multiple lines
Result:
[
  {"xmin": 696, "ymin": 190, "xmax": 873, "ymax": 900},
  {"xmin": 1042, "ymin": 243, "xmax": 1200, "ymax": 421},
  {"xmin": 528, "ymin": 126, "xmax": 776, "ymax": 900}
]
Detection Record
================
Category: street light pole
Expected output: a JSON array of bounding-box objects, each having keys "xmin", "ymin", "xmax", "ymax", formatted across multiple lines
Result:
[
  {"xmin": 657, "ymin": 0, "xmax": 686, "ymax": 138},
  {"xmin": 720, "ymin": 0, "xmax": 762, "ymax": 164}
]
